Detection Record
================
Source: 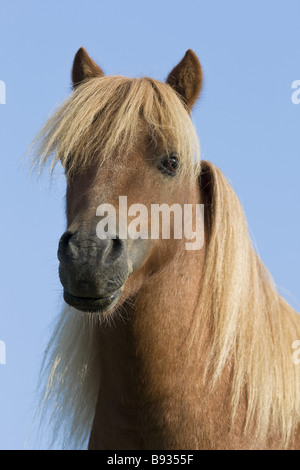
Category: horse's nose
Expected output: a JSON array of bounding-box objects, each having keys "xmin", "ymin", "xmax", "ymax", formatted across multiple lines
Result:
[
  {"xmin": 58, "ymin": 229, "xmax": 124, "ymax": 265},
  {"xmin": 57, "ymin": 228, "xmax": 127, "ymax": 298}
]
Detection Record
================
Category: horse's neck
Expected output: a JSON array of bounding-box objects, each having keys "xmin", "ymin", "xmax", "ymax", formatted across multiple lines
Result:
[
  {"xmin": 88, "ymin": 237, "xmax": 211, "ymax": 449},
  {"xmin": 133, "ymin": 244, "xmax": 207, "ymax": 383}
]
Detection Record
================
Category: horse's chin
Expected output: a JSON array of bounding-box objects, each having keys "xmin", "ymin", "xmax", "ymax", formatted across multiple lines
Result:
[{"xmin": 63, "ymin": 287, "xmax": 124, "ymax": 314}]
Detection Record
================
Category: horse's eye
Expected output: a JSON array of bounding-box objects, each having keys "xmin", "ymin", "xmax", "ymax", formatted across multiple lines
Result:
[{"xmin": 158, "ymin": 154, "xmax": 179, "ymax": 177}]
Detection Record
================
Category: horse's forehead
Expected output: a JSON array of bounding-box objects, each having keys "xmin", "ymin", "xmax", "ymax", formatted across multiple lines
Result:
[
  {"xmin": 66, "ymin": 149, "xmax": 146, "ymax": 196},
  {"xmin": 88, "ymin": 126, "xmax": 168, "ymax": 171}
]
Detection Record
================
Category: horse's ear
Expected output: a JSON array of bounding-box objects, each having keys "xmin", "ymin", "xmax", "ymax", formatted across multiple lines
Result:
[
  {"xmin": 72, "ymin": 47, "xmax": 104, "ymax": 89},
  {"xmin": 166, "ymin": 49, "xmax": 202, "ymax": 111}
]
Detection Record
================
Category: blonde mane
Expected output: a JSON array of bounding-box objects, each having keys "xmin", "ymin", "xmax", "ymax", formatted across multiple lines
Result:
[
  {"xmin": 30, "ymin": 76, "xmax": 200, "ymax": 178},
  {"xmin": 33, "ymin": 76, "xmax": 300, "ymax": 449},
  {"xmin": 198, "ymin": 162, "xmax": 300, "ymax": 446}
]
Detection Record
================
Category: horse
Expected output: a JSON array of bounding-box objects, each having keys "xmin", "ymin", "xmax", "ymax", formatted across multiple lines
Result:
[{"xmin": 31, "ymin": 47, "xmax": 300, "ymax": 450}]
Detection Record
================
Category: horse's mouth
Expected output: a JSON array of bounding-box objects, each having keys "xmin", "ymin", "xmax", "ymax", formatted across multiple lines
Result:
[{"xmin": 63, "ymin": 287, "xmax": 123, "ymax": 313}]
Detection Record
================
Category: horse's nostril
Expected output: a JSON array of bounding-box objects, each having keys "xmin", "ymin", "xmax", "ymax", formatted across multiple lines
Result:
[
  {"xmin": 59, "ymin": 230, "xmax": 73, "ymax": 248},
  {"xmin": 105, "ymin": 236, "xmax": 125, "ymax": 261},
  {"xmin": 58, "ymin": 230, "xmax": 74, "ymax": 262},
  {"xmin": 113, "ymin": 235, "xmax": 122, "ymax": 249}
]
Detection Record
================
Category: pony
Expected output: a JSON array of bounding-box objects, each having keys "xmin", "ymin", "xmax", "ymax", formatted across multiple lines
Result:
[{"xmin": 32, "ymin": 47, "xmax": 300, "ymax": 449}]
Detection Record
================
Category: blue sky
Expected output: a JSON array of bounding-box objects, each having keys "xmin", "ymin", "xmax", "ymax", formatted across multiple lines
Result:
[{"xmin": 0, "ymin": 0, "xmax": 299, "ymax": 449}]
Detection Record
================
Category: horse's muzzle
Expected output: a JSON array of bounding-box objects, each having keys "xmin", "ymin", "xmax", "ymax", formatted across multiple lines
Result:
[{"xmin": 57, "ymin": 228, "xmax": 128, "ymax": 313}]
